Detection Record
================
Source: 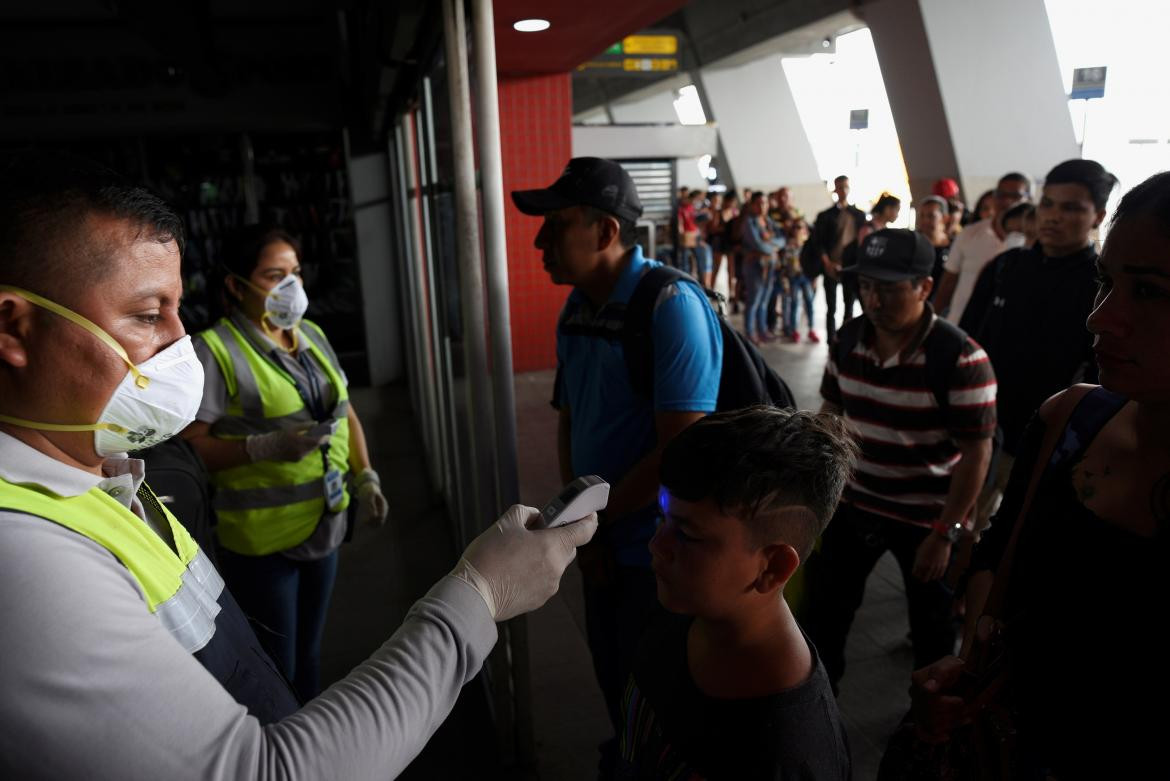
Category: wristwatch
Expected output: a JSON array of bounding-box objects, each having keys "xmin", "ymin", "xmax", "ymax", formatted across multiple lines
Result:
[{"xmin": 932, "ymin": 520, "xmax": 965, "ymax": 544}]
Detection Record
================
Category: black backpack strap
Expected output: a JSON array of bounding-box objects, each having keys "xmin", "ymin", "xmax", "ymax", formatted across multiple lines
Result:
[
  {"xmin": 924, "ymin": 318, "xmax": 967, "ymax": 412},
  {"xmin": 622, "ymin": 265, "xmax": 691, "ymax": 401}
]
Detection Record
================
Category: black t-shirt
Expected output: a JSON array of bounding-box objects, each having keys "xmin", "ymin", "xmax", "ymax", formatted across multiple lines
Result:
[
  {"xmin": 971, "ymin": 244, "xmax": 1100, "ymax": 454},
  {"xmin": 617, "ymin": 613, "xmax": 850, "ymax": 780}
]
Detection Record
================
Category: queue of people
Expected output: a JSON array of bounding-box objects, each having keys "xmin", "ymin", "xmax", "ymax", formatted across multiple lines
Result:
[
  {"xmin": 539, "ymin": 155, "xmax": 1162, "ymax": 780},
  {"xmin": 2, "ymin": 144, "xmax": 1165, "ymax": 781}
]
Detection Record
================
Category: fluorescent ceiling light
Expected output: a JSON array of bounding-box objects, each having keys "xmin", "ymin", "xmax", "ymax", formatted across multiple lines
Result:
[{"xmin": 513, "ymin": 19, "xmax": 551, "ymax": 32}]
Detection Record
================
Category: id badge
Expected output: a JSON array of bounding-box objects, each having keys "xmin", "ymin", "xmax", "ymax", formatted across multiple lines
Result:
[{"xmin": 324, "ymin": 468, "xmax": 345, "ymax": 512}]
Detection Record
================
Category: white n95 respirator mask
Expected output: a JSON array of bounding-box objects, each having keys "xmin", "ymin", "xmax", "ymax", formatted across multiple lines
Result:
[
  {"xmin": 0, "ymin": 285, "xmax": 204, "ymax": 456},
  {"xmin": 263, "ymin": 273, "xmax": 310, "ymax": 330},
  {"xmin": 232, "ymin": 272, "xmax": 310, "ymax": 335}
]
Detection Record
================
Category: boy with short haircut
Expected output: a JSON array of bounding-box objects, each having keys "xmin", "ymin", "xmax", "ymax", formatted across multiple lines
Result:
[{"xmin": 618, "ymin": 407, "xmax": 856, "ymax": 780}]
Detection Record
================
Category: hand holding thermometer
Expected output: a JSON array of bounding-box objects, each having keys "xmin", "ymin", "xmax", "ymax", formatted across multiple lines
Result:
[{"xmin": 537, "ymin": 475, "xmax": 610, "ymax": 529}]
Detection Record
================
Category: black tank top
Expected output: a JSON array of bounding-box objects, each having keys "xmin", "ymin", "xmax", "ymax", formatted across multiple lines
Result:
[{"xmin": 1006, "ymin": 387, "xmax": 1167, "ymax": 778}]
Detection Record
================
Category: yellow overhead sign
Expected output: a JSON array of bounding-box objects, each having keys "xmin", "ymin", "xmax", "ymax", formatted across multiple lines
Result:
[
  {"xmin": 622, "ymin": 57, "xmax": 678, "ymax": 73},
  {"xmin": 622, "ymin": 35, "xmax": 678, "ymax": 55}
]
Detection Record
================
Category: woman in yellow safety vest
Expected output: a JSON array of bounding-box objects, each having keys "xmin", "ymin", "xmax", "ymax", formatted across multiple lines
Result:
[{"xmin": 182, "ymin": 225, "xmax": 388, "ymax": 699}]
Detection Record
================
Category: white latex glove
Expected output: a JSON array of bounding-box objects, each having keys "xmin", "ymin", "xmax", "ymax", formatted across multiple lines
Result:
[
  {"xmin": 450, "ymin": 504, "xmax": 598, "ymax": 622},
  {"xmin": 355, "ymin": 468, "xmax": 389, "ymax": 526},
  {"xmin": 245, "ymin": 429, "xmax": 330, "ymax": 463}
]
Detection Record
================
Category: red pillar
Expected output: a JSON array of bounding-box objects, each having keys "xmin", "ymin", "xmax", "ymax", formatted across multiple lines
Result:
[{"xmin": 498, "ymin": 73, "xmax": 572, "ymax": 373}]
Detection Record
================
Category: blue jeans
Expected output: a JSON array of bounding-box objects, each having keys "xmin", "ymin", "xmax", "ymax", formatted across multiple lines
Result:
[
  {"xmin": 741, "ymin": 258, "xmax": 775, "ymax": 338},
  {"xmin": 784, "ymin": 273, "xmax": 816, "ymax": 334},
  {"xmin": 217, "ymin": 547, "xmax": 340, "ymax": 700},
  {"xmin": 682, "ymin": 242, "xmax": 713, "ymax": 275}
]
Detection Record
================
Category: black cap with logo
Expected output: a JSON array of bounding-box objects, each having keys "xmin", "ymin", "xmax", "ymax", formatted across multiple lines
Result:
[
  {"xmin": 843, "ymin": 228, "xmax": 936, "ymax": 282},
  {"xmin": 511, "ymin": 157, "xmax": 643, "ymax": 223}
]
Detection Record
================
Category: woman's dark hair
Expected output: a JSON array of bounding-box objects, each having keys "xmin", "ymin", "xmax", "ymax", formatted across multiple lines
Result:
[
  {"xmin": 1109, "ymin": 171, "xmax": 1170, "ymax": 234},
  {"xmin": 873, "ymin": 192, "xmax": 901, "ymax": 216},
  {"xmin": 973, "ymin": 189, "xmax": 996, "ymax": 216},
  {"xmin": 1045, "ymin": 158, "xmax": 1118, "ymax": 211},
  {"xmin": 660, "ymin": 406, "xmax": 858, "ymax": 558},
  {"xmin": 221, "ymin": 224, "xmax": 301, "ymax": 279}
]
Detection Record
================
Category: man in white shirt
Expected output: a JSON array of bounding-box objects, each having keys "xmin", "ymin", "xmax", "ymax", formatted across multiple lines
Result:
[
  {"xmin": 0, "ymin": 151, "xmax": 596, "ymax": 779},
  {"xmin": 933, "ymin": 172, "xmax": 1031, "ymax": 323}
]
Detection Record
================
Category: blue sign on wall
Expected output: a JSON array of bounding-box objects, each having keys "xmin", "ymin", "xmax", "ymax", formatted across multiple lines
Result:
[{"xmin": 849, "ymin": 109, "xmax": 869, "ymax": 129}]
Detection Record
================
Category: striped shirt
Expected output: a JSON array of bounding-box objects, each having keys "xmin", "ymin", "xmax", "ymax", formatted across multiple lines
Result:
[{"xmin": 821, "ymin": 311, "xmax": 997, "ymax": 527}]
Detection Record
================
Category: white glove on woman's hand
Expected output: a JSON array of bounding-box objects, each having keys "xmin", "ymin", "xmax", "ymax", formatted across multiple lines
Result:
[
  {"xmin": 245, "ymin": 429, "xmax": 330, "ymax": 463},
  {"xmin": 450, "ymin": 504, "xmax": 598, "ymax": 622},
  {"xmin": 355, "ymin": 468, "xmax": 389, "ymax": 526}
]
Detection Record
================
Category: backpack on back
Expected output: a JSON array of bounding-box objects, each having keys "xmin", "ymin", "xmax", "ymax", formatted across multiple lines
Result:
[
  {"xmin": 622, "ymin": 266, "xmax": 796, "ymax": 411},
  {"xmin": 139, "ymin": 436, "xmax": 219, "ymax": 564}
]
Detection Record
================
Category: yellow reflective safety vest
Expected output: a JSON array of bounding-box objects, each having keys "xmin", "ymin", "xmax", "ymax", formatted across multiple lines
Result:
[
  {"xmin": 0, "ymin": 476, "xmax": 221, "ymax": 652},
  {"xmin": 0, "ymin": 475, "xmax": 302, "ymax": 722},
  {"xmin": 197, "ymin": 315, "xmax": 351, "ymax": 556}
]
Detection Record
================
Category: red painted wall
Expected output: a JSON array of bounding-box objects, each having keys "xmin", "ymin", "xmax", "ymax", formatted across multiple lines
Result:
[{"xmin": 498, "ymin": 73, "xmax": 572, "ymax": 373}]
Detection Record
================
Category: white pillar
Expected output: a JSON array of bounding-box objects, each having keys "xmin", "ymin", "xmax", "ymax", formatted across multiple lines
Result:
[
  {"xmin": 700, "ymin": 52, "xmax": 829, "ymax": 212},
  {"xmin": 864, "ymin": 0, "xmax": 1078, "ymax": 202}
]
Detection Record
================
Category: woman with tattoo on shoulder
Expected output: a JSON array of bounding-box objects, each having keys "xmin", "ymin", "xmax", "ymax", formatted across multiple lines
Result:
[{"xmin": 900, "ymin": 172, "xmax": 1170, "ymax": 780}]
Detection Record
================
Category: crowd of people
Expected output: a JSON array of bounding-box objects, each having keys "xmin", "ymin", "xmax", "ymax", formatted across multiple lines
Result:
[
  {"xmin": 540, "ymin": 156, "xmax": 1164, "ymax": 779},
  {"xmin": 2, "ymin": 144, "xmax": 1166, "ymax": 781}
]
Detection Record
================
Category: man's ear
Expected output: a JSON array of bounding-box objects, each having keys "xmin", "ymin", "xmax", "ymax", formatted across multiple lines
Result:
[
  {"xmin": 754, "ymin": 542, "xmax": 801, "ymax": 595},
  {"xmin": 1092, "ymin": 208, "xmax": 1107, "ymax": 230},
  {"xmin": 596, "ymin": 214, "xmax": 621, "ymax": 252},
  {"xmin": 0, "ymin": 294, "xmax": 35, "ymax": 369},
  {"xmin": 918, "ymin": 276, "xmax": 934, "ymax": 302}
]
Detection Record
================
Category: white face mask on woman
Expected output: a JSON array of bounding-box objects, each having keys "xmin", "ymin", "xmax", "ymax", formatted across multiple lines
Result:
[
  {"xmin": 0, "ymin": 285, "xmax": 204, "ymax": 456},
  {"xmin": 234, "ymin": 272, "xmax": 310, "ymax": 332}
]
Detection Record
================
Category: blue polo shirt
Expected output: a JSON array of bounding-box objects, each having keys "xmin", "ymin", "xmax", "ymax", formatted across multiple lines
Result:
[{"xmin": 553, "ymin": 247, "xmax": 723, "ymax": 566}]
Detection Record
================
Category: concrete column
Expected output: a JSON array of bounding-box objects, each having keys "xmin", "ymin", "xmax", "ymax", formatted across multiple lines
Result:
[
  {"xmin": 699, "ymin": 52, "xmax": 829, "ymax": 212},
  {"xmin": 863, "ymin": 0, "xmax": 1078, "ymax": 203}
]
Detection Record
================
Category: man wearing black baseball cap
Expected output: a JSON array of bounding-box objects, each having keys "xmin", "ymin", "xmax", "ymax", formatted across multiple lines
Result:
[
  {"xmin": 806, "ymin": 228, "xmax": 997, "ymax": 694},
  {"xmin": 512, "ymin": 157, "xmax": 723, "ymax": 773}
]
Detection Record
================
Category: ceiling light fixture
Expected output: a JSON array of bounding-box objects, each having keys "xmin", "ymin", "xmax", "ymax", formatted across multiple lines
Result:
[{"xmin": 514, "ymin": 19, "xmax": 551, "ymax": 32}]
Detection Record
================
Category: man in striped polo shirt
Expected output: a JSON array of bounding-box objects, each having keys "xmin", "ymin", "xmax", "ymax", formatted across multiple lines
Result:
[{"xmin": 804, "ymin": 228, "xmax": 996, "ymax": 693}]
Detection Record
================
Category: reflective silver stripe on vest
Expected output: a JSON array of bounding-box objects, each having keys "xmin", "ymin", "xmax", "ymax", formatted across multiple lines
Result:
[
  {"xmin": 214, "ymin": 478, "xmax": 324, "ymax": 511},
  {"xmin": 212, "ymin": 322, "xmax": 264, "ymax": 419},
  {"xmin": 210, "ymin": 399, "xmax": 350, "ymax": 438},
  {"xmin": 155, "ymin": 548, "xmax": 225, "ymax": 654}
]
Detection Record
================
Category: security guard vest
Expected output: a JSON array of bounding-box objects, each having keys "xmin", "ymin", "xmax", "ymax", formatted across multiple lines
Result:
[
  {"xmin": 198, "ymin": 316, "xmax": 351, "ymax": 556},
  {"xmin": 0, "ymin": 477, "xmax": 300, "ymax": 723}
]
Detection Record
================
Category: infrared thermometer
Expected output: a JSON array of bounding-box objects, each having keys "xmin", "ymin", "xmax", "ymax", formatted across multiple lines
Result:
[{"xmin": 537, "ymin": 475, "xmax": 610, "ymax": 529}]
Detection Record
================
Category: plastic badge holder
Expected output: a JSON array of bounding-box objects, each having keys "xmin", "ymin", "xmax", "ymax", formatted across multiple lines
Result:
[{"xmin": 537, "ymin": 475, "xmax": 610, "ymax": 529}]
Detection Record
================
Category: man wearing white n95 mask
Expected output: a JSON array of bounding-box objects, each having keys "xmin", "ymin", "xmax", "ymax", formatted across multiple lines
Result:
[{"xmin": 0, "ymin": 152, "xmax": 597, "ymax": 779}]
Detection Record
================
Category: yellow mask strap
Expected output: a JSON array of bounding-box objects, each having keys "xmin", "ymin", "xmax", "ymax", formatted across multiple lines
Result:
[
  {"xmin": 0, "ymin": 285, "xmax": 150, "ymax": 390},
  {"xmin": 0, "ymin": 412, "xmax": 127, "ymax": 435},
  {"xmin": 260, "ymin": 313, "xmax": 299, "ymax": 352}
]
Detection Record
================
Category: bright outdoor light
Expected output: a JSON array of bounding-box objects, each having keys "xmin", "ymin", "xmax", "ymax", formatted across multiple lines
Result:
[{"xmin": 513, "ymin": 19, "xmax": 551, "ymax": 32}]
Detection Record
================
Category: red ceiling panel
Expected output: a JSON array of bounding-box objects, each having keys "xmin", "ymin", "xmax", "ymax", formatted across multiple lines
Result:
[{"xmin": 493, "ymin": 0, "xmax": 690, "ymax": 75}]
